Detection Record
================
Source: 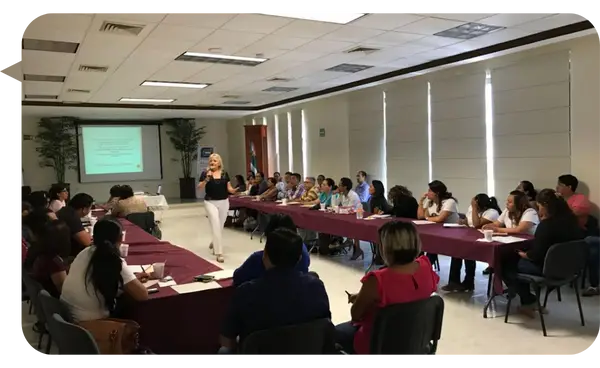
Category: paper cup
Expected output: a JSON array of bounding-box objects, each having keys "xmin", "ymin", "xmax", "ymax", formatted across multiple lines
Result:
[
  {"xmin": 122, "ymin": 231, "xmax": 127, "ymax": 242},
  {"xmin": 319, "ymin": 203, "xmax": 325, "ymax": 210},
  {"xmin": 483, "ymin": 230, "xmax": 494, "ymax": 242},
  {"xmin": 153, "ymin": 262, "xmax": 165, "ymax": 279},
  {"xmin": 333, "ymin": 206, "xmax": 340, "ymax": 214},
  {"xmin": 119, "ymin": 244, "xmax": 129, "ymax": 258},
  {"xmin": 282, "ymin": 198, "xmax": 287, "ymax": 206}
]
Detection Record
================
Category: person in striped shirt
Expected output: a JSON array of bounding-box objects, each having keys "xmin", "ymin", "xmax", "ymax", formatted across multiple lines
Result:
[{"xmin": 294, "ymin": 177, "xmax": 319, "ymax": 203}]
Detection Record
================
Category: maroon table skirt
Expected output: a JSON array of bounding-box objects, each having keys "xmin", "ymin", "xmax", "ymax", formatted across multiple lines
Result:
[{"xmin": 228, "ymin": 197, "xmax": 533, "ymax": 294}]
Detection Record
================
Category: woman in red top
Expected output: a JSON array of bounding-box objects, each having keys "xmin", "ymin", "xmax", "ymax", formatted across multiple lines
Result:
[{"xmin": 335, "ymin": 221, "xmax": 440, "ymax": 354}]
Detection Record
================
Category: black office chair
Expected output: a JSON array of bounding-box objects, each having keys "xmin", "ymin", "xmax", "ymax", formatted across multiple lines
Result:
[
  {"xmin": 49, "ymin": 314, "xmax": 100, "ymax": 354},
  {"xmin": 37, "ymin": 290, "xmax": 74, "ymax": 354},
  {"xmin": 504, "ymin": 240, "xmax": 588, "ymax": 336},
  {"xmin": 241, "ymin": 318, "xmax": 337, "ymax": 354},
  {"xmin": 370, "ymin": 294, "xmax": 444, "ymax": 354},
  {"xmin": 126, "ymin": 211, "xmax": 156, "ymax": 235},
  {"xmin": 22, "ymin": 270, "xmax": 50, "ymax": 352}
]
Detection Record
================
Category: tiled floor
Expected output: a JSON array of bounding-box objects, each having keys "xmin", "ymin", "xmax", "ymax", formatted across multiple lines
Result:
[{"xmin": 23, "ymin": 203, "xmax": 599, "ymax": 354}]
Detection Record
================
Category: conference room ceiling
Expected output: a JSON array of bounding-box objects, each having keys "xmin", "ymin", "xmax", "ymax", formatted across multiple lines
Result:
[{"xmin": 20, "ymin": 13, "xmax": 589, "ymax": 110}]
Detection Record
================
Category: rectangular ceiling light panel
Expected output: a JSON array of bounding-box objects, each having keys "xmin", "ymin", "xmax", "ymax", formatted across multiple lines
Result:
[
  {"xmin": 176, "ymin": 52, "xmax": 268, "ymax": 67},
  {"xmin": 119, "ymin": 98, "xmax": 175, "ymax": 103},
  {"xmin": 325, "ymin": 63, "xmax": 373, "ymax": 73},
  {"xmin": 435, "ymin": 22, "xmax": 505, "ymax": 39},
  {"xmin": 23, "ymin": 74, "xmax": 66, "ymax": 82},
  {"xmin": 261, "ymin": 13, "xmax": 365, "ymax": 24},
  {"xmin": 22, "ymin": 39, "xmax": 79, "ymax": 53},
  {"xmin": 141, "ymin": 81, "xmax": 210, "ymax": 89}
]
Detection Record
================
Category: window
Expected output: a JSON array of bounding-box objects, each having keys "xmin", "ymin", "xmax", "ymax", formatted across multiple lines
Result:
[
  {"xmin": 274, "ymin": 114, "xmax": 280, "ymax": 172},
  {"xmin": 287, "ymin": 111, "xmax": 293, "ymax": 172},
  {"xmin": 301, "ymin": 110, "xmax": 308, "ymax": 176},
  {"xmin": 427, "ymin": 82, "xmax": 432, "ymax": 182},
  {"xmin": 485, "ymin": 71, "xmax": 495, "ymax": 196}
]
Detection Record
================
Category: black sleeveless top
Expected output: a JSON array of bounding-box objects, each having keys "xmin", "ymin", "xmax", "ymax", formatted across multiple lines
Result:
[{"xmin": 200, "ymin": 170, "xmax": 230, "ymax": 200}]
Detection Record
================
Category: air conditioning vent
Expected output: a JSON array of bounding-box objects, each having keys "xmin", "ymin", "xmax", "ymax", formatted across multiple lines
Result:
[
  {"xmin": 67, "ymin": 88, "xmax": 91, "ymax": 94},
  {"xmin": 263, "ymin": 86, "xmax": 298, "ymax": 93},
  {"xmin": 99, "ymin": 21, "xmax": 145, "ymax": 36},
  {"xmin": 222, "ymin": 100, "xmax": 251, "ymax": 105},
  {"xmin": 24, "ymin": 94, "xmax": 58, "ymax": 100},
  {"xmin": 266, "ymin": 77, "xmax": 293, "ymax": 82},
  {"xmin": 221, "ymin": 95, "xmax": 241, "ymax": 99},
  {"xmin": 79, "ymin": 65, "xmax": 109, "ymax": 73},
  {"xmin": 345, "ymin": 46, "xmax": 380, "ymax": 54},
  {"xmin": 325, "ymin": 63, "xmax": 373, "ymax": 73}
]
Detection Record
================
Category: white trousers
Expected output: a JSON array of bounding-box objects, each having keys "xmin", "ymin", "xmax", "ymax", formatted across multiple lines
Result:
[{"xmin": 205, "ymin": 199, "xmax": 229, "ymax": 255}]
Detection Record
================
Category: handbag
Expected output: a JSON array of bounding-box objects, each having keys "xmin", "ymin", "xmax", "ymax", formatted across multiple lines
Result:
[{"xmin": 78, "ymin": 318, "xmax": 140, "ymax": 354}]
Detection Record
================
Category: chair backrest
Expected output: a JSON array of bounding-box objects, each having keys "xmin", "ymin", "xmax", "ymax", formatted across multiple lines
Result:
[
  {"xmin": 38, "ymin": 289, "xmax": 74, "ymax": 325},
  {"xmin": 370, "ymin": 294, "xmax": 444, "ymax": 354},
  {"xmin": 50, "ymin": 314, "xmax": 100, "ymax": 354},
  {"xmin": 543, "ymin": 240, "xmax": 589, "ymax": 280},
  {"xmin": 126, "ymin": 212, "xmax": 155, "ymax": 234},
  {"xmin": 22, "ymin": 270, "xmax": 45, "ymax": 325},
  {"xmin": 241, "ymin": 318, "xmax": 337, "ymax": 354}
]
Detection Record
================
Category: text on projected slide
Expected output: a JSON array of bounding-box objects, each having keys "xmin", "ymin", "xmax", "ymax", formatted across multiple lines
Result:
[{"xmin": 82, "ymin": 126, "xmax": 144, "ymax": 175}]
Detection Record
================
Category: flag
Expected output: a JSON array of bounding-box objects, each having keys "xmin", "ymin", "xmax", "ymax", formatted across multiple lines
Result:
[{"xmin": 250, "ymin": 141, "xmax": 257, "ymax": 174}]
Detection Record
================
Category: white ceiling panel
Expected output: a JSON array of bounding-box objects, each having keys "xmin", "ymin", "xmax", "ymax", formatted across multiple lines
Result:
[
  {"xmin": 150, "ymin": 60, "xmax": 213, "ymax": 82},
  {"xmin": 515, "ymin": 13, "xmax": 588, "ymax": 32},
  {"xmin": 276, "ymin": 50, "xmax": 325, "ymax": 62},
  {"xmin": 162, "ymin": 14, "xmax": 236, "ymax": 29},
  {"xmin": 420, "ymin": 14, "xmax": 494, "ymax": 22},
  {"xmin": 23, "ymin": 81, "xmax": 63, "ymax": 95},
  {"xmin": 127, "ymin": 85, "xmax": 170, "ymax": 99},
  {"xmin": 396, "ymin": 17, "xmax": 465, "ymax": 35},
  {"xmin": 100, "ymin": 14, "xmax": 167, "ymax": 23},
  {"xmin": 460, "ymin": 28, "xmax": 532, "ymax": 48},
  {"xmin": 187, "ymin": 64, "xmax": 250, "ymax": 84},
  {"xmin": 272, "ymin": 19, "xmax": 341, "ymax": 39},
  {"xmin": 148, "ymin": 23, "xmax": 214, "ymax": 43},
  {"xmin": 365, "ymin": 31, "xmax": 425, "ymax": 46},
  {"xmin": 188, "ymin": 29, "xmax": 266, "ymax": 55},
  {"xmin": 24, "ymin": 14, "xmax": 93, "ymax": 43},
  {"xmin": 21, "ymin": 50, "xmax": 76, "ymax": 75},
  {"xmin": 350, "ymin": 14, "xmax": 424, "ymax": 30},
  {"xmin": 294, "ymin": 39, "xmax": 355, "ymax": 54},
  {"xmin": 321, "ymin": 26, "xmax": 385, "ymax": 43},
  {"xmin": 220, "ymin": 14, "xmax": 293, "ymax": 34},
  {"xmin": 478, "ymin": 14, "xmax": 555, "ymax": 27},
  {"xmin": 246, "ymin": 34, "xmax": 312, "ymax": 50},
  {"xmin": 411, "ymin": 35, "xmax": 463, "ymax": 48}
]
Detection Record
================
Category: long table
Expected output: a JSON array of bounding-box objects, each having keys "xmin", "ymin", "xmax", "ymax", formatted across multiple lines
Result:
[
  {"xmin": 229, "ymin": 197, "xmax": 533, "ymax": 318},
  {"xmin": 117, "ymin": 219, "xmax": 234, "ymax": 354}
]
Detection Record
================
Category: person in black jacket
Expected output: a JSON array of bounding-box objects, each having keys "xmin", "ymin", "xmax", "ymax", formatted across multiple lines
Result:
[
  {"xmin": 378, "ymin": 185, "xmax": 419, "ymax": 219},
  {"xmin": 368, "ymin": 180, "xmax": 388, "ymax": 214},
  {"xmin": 501, "ymin": 188, "xmax": 584, "ymax": 317}
]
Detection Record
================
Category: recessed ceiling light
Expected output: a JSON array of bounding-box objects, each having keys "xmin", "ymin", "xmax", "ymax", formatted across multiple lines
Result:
[
  {"xmin": 435, "ymin": 22, "xmax": 505, "ymax": 39},
  {"xmin": 141, "ymin": 81, "xmax": 210, "ymax": 89},
  {"xmin": 176, "ymin": 52, "xmax": 268, "ymax": 67},
  {"xmin": 119, "ymin": 98, "xmax": 175, "ymax": 103},
  {"xmin": 261, "ymin": 13, "xmax": 365, "ymax": 24},
  {"xmin": 23, "ymin": 74, "xmax": 66, "ymax": 82}
]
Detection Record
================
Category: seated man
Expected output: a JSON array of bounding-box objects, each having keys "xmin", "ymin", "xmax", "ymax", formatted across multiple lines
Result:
[
  {"xmin": 56, "ymin": 193, "xmax": 94, "ymax": 257},
  {"xmin": 112, "ymin": 185, "xmax": 148, "ymax": 218},
  {"xmin": 220, "ymin": 228, "xmax": 331, "ymax": 353},
  {"xmin": 292, "ymin": 177, "xmax": 319, "ymax": 204},
  {"xmin": 286, "ymin": 173, "xmax": 305, "ymax": 200},
  {"xmin": 556, "ymin": 174, "xmax": 591, "ymax": 229}
]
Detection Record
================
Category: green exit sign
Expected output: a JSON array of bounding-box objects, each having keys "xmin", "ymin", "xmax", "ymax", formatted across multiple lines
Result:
[{"xmin": 319, "ymin": 128, "xmax": 325, "ymax": 137}]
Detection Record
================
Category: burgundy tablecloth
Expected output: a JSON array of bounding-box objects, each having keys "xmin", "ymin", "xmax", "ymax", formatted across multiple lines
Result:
[
  {"xmin": 117, "ymin": 219, "xmax": 234, "ymax": 354},
  {"xmin": 229, "ymin": 197, "xmax": 533, "ymax": 294}
]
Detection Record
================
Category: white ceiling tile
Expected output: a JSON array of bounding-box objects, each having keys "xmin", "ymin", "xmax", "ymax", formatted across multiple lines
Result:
[
  {"xmin": 272, "ymin": 19, "xmax": 341, "ymax": 39},
  {"xmin": 220, "ymin": 14, "xmax": 293, "ymax": 34},
  {"xmin": 245, "ymin": 59, "xmax": 304, "ymax": 78},
  {"xmin": 419, "ymin": 8, "xmax": 497, "ymax": 22},
  {"xmin": 365, "ymin": 31, "xmax": 425, "ymax": 46},
  {"xmin": 150, "ymin": 60, "xmax": 213, "ymax": 82},
  {"xmin": 350, "ymin": 14, "xmax": 424, "ymax": 30},
  {"xmin": 294, "ymin": 39, "xmax": 355, "ymax": 54},
  {"xmin": 410, "ymin": 35, "xmax": 462, "ymax": 48},
  {"xmin": 99, "ymin": 14, "xmax": 167, "ymax": 23},
  {"xmin": 247, "ymin": 35, "xmax": 312, "ymax": 50},
  {"xmin": 127, "ymin": 86, "xmax": 170, "ymax": 99},
  {"xmin": 187, "ymin": 64, "xmax": 249, "ymax": 84},
  {"xmin": 61, "ymin": 90, "xmax": 92, "ymax": 102},
  {"xmin": 73, "ymin": 33, "xmax": 148, "ymax": 68},
  {"xmin": 24, "ymin": 14, "xmax": 93, "ymax": 43},
  {"xmin": 63, "ymin": 71, "xmax": 109, "ymax": 92},
  {"xmin": 21, "ymin": 50, "xmax": 76, "ymax": 75},
  {"xmin": 23, "ymin": 81, "xmax": 63, "ymax": 95},
  {"xmin": 148, "ymin": 23, "xmax": 214, "ymax": 42},
  {"xmin": 162, "ymin": 14, "xmax": 235, "ymax": 28},
  {"xmin": 188, "ymin": 30, "xmax": 266, "ymax": 55},
  {"xmin": 276, "ymin": 50, "xmax": 325, "ymax": 62},
  {"xmin": 459, "ymin": 28, "xmax": 532, "ymax": 50},
  {"xmin": 396, "ymin": 17, "xmax": 465, "ymax": 35},
  {"xmin": 478, "ymin": 14, "xmax": 555, "ymax": 27},
  {"xmin": 383, "ymin": 58, "xmax": 415, "ymax": 69},
  {"xmin": 515, "ymin": 13, "xmax": 588, "ymax": 32},
  {"xmin": 235, "ymin": 44, "xmax": 288, "ymax": 60},
  {"xmin": 321, "ymin": 26, "xmax": 385, "ymax": 43}
]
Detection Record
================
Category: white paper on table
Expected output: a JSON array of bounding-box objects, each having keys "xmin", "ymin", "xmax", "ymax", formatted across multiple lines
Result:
[
  {"xmin": 203, "ymin": 269, "xmax": 235, "ymax": 280},
  {"xmin": 143, "ymin": 280, "xmax": 159, "ymax": 288},
  {"xmin": 158, "ymin": 280, "xmax": 177, "ymax": 287},
  {"xmin": 412, "ymin": 220, "xmax": 436, "ymax": 225},
  {"xmin": 490, "ymin": 236, "xmax": 527, "ymax": 244},
  {"xmin": 171, "ymin": 282, "xmax": 222, "ymax": 294},
  {"xmin": 443, "ymin": 223, "xmax": 467, "ymax": 228},
  {"xmin": 369, "ymin": 214, "xmax": 391, "ymax": 219}
]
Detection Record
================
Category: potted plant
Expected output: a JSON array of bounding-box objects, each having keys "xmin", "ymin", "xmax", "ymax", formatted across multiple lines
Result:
[
  {"xmin": 164, "ymin": 118, "xmax": 206, "ymax": 199},
  {"xmin": 35, "ymin": 117, "xmax": 78, "ymax": 192}
]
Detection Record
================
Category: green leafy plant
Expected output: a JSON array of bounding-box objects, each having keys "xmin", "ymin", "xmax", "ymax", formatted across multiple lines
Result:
[
  {"xmin": 35, "ymin": 117, "xmax": 79, "ymax": 183},
  {"xmin": 164, "ymin": 118, "xmax": 206, "ymax": 178}
]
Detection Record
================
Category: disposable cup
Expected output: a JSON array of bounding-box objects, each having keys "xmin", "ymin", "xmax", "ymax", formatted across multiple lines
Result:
[
  {"xmin": 484, "ymin": 230, "xmax": 494, "ymax": 242},
  {"xmin": 153, "ymin": 262, "xmax": 165, "ymax": 279},
  {"xmin": 119, "ymin": 244, "xmax": 129, "ymax": 257}
]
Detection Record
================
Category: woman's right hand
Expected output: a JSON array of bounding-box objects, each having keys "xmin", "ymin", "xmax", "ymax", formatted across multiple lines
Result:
[
  {"xmin": 374, "ymin": 208, "xmax": 383, "ymax": 215},
  {"xmin": 347, "ymin": 293, "xmax": 358, "ymax": 304}
]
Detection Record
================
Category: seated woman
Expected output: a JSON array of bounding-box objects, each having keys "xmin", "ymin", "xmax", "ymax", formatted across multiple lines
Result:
[
  {"xmin": 28, "ymin": 191, "xmax": 57, "ymax": 220},
  {"xmin": 482, "ymin": 190, "xmax": 539, "ymax": 235},
  {"xmin": 233, "ymin": 214, "xmax": 310, "ymax": 287},
  {"xmin": 317, "ymin": 178, "xmax": 335, "ymax": 207},
  {"xmin": 48, "ymin": 185, "xmax": 69, "ymax": 213},
  {"xmin": 417, "ymin": 180, "xmax": 459, "ymax": 265},
  {"xmin": 61, "ymin": 218, "xmax": 149, "ymax": 322},
  {"xmin": 31, "ymin": 220, "xmax": 71, "ymax": 297},
  {"xmin": 257, "ymin": 177, "xmax": 278, "ymax": 201},
  {"xmin": 112, "ymin": 185, "xmax": 148, "ymax": 218},
  {"xmin": 335, "ymin": 221, "xmax": 440, "ymax": 354},
  {"xmin": 517, "ymin": 180, "xmax": 538, "ymax": 209},
  {"xmin": 501, "ymin": 189, "xmax": 583, "ymax": 317},
  {"xmin": 379, "ymin": 185, "xmax": 418, "ymax": 219},
  {"xmin": 234, "ymin": 175, "xmax": 247, "ymax": 193},
  {"xmin": 368, "ymin": 180, "xmax": 389, "ymax": 215},
  {"xmin": 444, "ymin": 194, "xmax": 501, "ymax": 292},
  {"xmin": 23, "ymin": 208, "xmax": 55, "ymax": 269},
  {"xmin": 100, "ymin": 185, "xmax": 122, "ymax": 211}
]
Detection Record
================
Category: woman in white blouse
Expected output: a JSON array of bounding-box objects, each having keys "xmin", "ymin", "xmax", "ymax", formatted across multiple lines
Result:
[
  {"xmin": 444, "ymin": 194, "xmax": 501, "ymax": 292},
  {"xmin": 418, "ymin": 180, "xmax": 459, "ymax": 267},
  {"xmin": 483, "ymin": 190, "xmax": 539, "ymax": 235},
  {"xmin": 48, "ymin": 185, "xmax": 68, "ymax": 213}
]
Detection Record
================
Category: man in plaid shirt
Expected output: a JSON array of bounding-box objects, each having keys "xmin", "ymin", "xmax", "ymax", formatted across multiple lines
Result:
[
  {"xmin": 286, "ymin": 173, "xmax": 305, "ymax": 200},
  {"xmin": 295, "ymin": 177, "xmax": 319, "ymax": 203}
]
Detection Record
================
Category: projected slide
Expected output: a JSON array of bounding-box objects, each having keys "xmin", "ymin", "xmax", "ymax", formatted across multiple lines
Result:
[{"xmin": 82, "ymin": 126, "xmax": 144, "ymax": 175}]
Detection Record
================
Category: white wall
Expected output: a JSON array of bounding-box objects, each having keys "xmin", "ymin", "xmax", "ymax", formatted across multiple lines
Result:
[
  {"xmin": 22, "ymin": 116, "xmax": 229, "ymax": 200},
  {"xmin": 226, "ymin": 34, "xmax": 599, "ymax": 211}
]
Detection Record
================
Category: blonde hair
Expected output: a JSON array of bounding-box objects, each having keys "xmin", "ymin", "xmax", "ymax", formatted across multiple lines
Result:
[
  {"xmin": 378, "ymin": 221, "xmax": 422, "ymax": 266},
  {"xmin": 209, "ymin": 153, "xmax": 224, "ymax": 170}
]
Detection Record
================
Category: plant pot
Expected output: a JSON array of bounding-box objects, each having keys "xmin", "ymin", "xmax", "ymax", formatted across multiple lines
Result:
[{"xmin": 179, "ymin": 178, "xmax": 197, "ymax": 199}]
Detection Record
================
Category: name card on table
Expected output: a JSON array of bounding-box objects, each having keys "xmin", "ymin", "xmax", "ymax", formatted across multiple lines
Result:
[
  {"xmin": 412, "ymin": 220, "xmax": 436, "ymax": 225},
  {"xmin": 171, "ymin": 282, "xmax": 222, "ymax": 294}
]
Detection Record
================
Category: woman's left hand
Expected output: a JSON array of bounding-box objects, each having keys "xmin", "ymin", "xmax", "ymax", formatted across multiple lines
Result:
[
  {"xmin": 517, "ymin": 251, "xmax": 528, "ymax": 259},
  {"xmin": 135, "ymin": 272, "xmax": 150, "ymax": 283}
]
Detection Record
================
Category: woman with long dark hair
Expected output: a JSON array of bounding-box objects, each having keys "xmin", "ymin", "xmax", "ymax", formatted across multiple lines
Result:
[
  {"xmin": 368, "ymin": 180, "xmax": 388, "ymax": 214},
  {"xmin": 517, "ymin": 180, "xmax": 538, "ymax": 208},
  {"xmin": 483, "ymin": 190, "xmax": 539, "ymax": 235},
  {"xmin": 501, "ymin": 189, "xmax": 583, "ymax": 317},
  {"xmin": 60, "ymin": 218, "xmax": 148, "ymax": 321},
  {"xmin": 31, "ymin": 220, "xmax": 71, "ymax": 297},
  {"xmin": 234, "ymin": 175, "xmax": 247, "ymax": 193},
  {"xmin": 417, "ymin": 180, "xmax": 459, "ymax": 223},
  {"xmin": 381, "ymin": 185, "xmax": 418, "ymax": 219}
]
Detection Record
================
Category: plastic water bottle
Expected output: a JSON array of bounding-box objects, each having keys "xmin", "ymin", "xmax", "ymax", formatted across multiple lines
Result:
[{"xmin": 356, "ymin": 203, "xmax": 364, "ymax": 220}]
